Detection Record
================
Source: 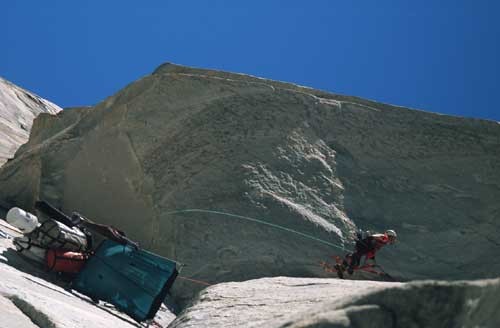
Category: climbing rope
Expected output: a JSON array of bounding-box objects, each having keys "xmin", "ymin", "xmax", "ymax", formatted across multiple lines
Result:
[
  {"xmin": 164, "ymin": 209, "xmax": 406, "ymax": 282},
  {"xmin": 164, "ymin": 208, "xmax": 346, "ymax": 251},
  {"xmin": 178, "ymin": 276, "xmax": 211, "ymax": 286}
]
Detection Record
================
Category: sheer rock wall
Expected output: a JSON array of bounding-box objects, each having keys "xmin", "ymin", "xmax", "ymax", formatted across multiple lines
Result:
[
  {"xmin": 0, "ymin": 77, "xmax": 61, "ymax": 167},
  {"xmin": 0, "ymin": 64, "xmax": 499, "ymax": 306}
]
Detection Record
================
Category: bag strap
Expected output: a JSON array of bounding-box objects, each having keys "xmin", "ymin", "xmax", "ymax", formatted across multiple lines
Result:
[{"xmin": 14, "ymin": 238, "xmax": 32, "ymax": 251}]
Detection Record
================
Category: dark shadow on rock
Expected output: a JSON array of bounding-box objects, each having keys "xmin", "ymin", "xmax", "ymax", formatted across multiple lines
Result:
[
  {"xmin": 0, "ymin": 247, "xmax": 75, "ymax": 292},
  {"xmin": 0, "ymin": 247, "xmax": 48, "ymax": 276}
]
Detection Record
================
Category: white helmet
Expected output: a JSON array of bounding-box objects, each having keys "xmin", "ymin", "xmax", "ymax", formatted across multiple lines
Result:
[{"xmin": 385, "ymin": 229, "xmax": 397, "ymax": 243}]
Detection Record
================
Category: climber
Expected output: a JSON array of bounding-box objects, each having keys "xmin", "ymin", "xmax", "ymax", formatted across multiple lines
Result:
[{"xmin": 336, "ymin": 229, "xmax": 397, "ymax": 276}]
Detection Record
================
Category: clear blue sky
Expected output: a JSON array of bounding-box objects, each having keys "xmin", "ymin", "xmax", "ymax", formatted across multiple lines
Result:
[{"xmin": 2, "ymin": 1, "xmax": 499, "ymax": 121}]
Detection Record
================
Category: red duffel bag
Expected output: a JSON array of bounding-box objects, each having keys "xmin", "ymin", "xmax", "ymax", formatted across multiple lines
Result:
[{"xmin": 46, "ymin": 249, "xmax": 89, "ymax": 274}]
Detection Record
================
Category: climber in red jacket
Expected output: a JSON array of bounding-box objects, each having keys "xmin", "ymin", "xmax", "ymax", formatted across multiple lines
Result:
[{"xmin": 339, "ymin": 229, "xmax": 397, "ymax": 276}]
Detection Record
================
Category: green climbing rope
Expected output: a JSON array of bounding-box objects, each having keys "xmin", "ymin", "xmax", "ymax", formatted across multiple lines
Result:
[{"xmin": 165, "ymin": 208, "xmax": 346, "ymax": 251}]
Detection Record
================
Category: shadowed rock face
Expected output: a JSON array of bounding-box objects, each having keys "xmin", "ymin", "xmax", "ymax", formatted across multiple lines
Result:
[
  {"xmin": 0, "ymin": 63, "xmax": 499, "ymax": 307},
  {"xmin": 0, "ymin": 77, "xmax": 61, "ymax": 167}
]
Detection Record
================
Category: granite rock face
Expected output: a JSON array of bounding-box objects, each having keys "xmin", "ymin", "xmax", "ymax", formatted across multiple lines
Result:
[
  {"xmin": 0, "ymin": 77, "xmax": 61, "ymax": 167},
  {"xmin": 170, "ymin": 276, "xmax": 500, "ymax": 328},
  {"xmin": 0, "ymin": 64, "xmax": 499, "ymax": 307}
]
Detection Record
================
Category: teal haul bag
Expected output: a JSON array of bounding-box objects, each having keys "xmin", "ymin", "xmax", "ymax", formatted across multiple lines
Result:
[{"xmin": 72, "ymin": 240, "xmax": 178, "ymax": 322}]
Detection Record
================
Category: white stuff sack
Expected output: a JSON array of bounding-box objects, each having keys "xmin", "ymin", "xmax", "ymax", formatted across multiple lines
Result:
[
  {"xmin": 13, "ymin": 236, "xmax": 47, "ymax": 264},
  {"xmin": 36, "ymin": 219, "xmax": 88, "ymax": 252},
  {"xmin": 6, "ymin": 207, "xmax": 40, "ymax": 234}
]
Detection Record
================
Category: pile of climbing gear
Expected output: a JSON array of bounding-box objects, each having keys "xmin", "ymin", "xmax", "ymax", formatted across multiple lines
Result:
[
  {"xmin": 5, "ymin": 200, "xmax": 179, "ymax": 323},
  {"xmin": 7, "ymin": 205, "xmax": 90, "ymax": 273}
]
